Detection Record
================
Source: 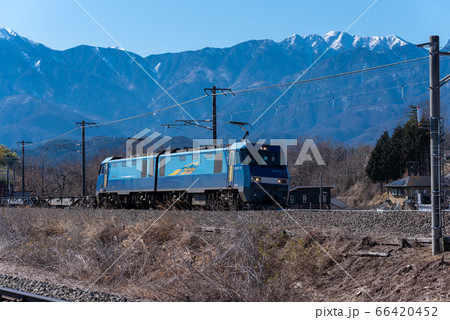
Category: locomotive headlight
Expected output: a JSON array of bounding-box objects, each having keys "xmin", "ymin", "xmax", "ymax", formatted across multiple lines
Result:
[
  {"xmin": 277, "ymin": 179, "xmax": 287, "ymax": 184},
  {"xmin": 254, "ymin": 177, "xmax": 261, "ymax": 182}
]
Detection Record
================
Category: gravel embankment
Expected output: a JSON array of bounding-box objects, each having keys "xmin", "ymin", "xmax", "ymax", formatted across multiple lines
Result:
[
  {"xmin": 2, "ymin": 207, "xmax": 445, "ymax": 238},
  {"xmin": 0, "ymin": 274, "xmax": 135, "ymax": 302},
  {"xmin": 89, "ymin": 208, "xmax": 447, "ymax": 238}
]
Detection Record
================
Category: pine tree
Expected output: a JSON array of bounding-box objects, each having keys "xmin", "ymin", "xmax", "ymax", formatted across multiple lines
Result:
[
  {"xmin": 388, "ymin": 126, "xmax": 405, "ymax": 180},
  {"xmin": 366, "ymin": 105, "xmax": 430, "ymax": 184},
  {"xmin": 366, "ymin": 131, "xmax": 391, "ymax": 183},
  {"xmin": 402, "ymin": 105, "xmax": 429, "ymax": 175}
]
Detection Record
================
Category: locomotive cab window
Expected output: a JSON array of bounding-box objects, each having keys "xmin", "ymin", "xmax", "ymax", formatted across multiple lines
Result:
[{"xmin": 240, "ymin": 148, "xmax": 283, "ymax": 166}]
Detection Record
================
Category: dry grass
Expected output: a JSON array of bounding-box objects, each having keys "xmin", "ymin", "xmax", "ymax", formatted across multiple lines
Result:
[{"xmin": 0, "ymin": 208, "xmax": 449, "ymax": 301}]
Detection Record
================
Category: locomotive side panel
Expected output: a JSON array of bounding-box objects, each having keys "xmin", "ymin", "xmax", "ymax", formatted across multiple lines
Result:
[{"xmin": 157, "ymin": 150, "xmax": 228, "ymax": 192}]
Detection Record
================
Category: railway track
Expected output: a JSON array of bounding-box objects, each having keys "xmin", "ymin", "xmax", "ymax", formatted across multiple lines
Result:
[{"xmin": 0, "ymin": 286, "xmax": 64, "ymax": 302}]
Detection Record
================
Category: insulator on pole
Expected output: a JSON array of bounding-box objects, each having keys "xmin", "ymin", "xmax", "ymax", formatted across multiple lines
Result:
[
  {"xmin": 401, "ymin": 85, "xmax": 404, "ymax": 99},
  {"xmin": 230, "ymin": 112, "xmax": 233, "ymax": 121}
]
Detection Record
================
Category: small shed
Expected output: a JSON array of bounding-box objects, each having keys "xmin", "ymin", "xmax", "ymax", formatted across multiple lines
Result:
[{"xmin": 288, "ymin": 185, "xmax": 335, "ymax": 209}]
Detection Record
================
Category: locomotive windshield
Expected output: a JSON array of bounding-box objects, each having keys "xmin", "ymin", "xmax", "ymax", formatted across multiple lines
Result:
[{"xmin": 240, "ymin": 148, "xmax": 285, "ymax": 166}]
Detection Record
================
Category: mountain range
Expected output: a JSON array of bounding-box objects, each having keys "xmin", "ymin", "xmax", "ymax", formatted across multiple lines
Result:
[{"xmin": 1, "ymin": 28, "xmax": 449, "ymax": 149}]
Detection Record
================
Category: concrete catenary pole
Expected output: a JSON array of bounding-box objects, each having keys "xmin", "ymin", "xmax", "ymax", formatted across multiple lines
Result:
[
  {"xmin": 21, "ymin": 141, "xmax": 25, "ymax": 198},
  {"xmin": 76, "ymin": 121, "xmax": 96, "ymax": 198},
  {"xmin": 82, "ymin": 120, "xmax": 86, "ymax": 198},
  {"xmin": 429, "ymin": 35, "xmax": 442, "ymax": 255},
  {"xmin": 212, "ymin": 86, "xmax": 217, "ymax": 145},
  {"xmin": 17, "ymin": 140, "xmax": 32, "ymax": 198},
  {"xmin": 204, "ymin": 86, "xmax": 233, "ymax": 146}
]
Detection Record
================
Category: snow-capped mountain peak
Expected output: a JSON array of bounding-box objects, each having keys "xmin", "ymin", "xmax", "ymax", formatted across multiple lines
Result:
[
  {"xmin": 323, "ymin": 30, "xmax": 341, "ymax": 41},
  {"xmin": 319, "ymin": 31, "xmax": 409, "ymax": 52},
  {"xmin": 353, "ymin": 35, "xmax": 408, "ymax": 50},
  {"xmin": 287, "ymin": 34, "xmax": 300, "ymax": 45},
  {"xmin": 0, "ymin": 28, "xmax": 18, "ymax": 40}
]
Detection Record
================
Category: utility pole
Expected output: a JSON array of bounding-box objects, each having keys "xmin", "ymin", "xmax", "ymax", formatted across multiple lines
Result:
[
  {"xmin": 418, "ymin": 35, "xmax": 450, "ymax": 255},
  {"xmin": 204, "ymin": 86, "xmax": 234, "ymax": 145},
  {"xmin": 76, "ymin": 121, "xmax": 96, "ymax": 198},
  {"xmin": 16, "ymin": 140, "xmax": 32, "ymax": 198}
]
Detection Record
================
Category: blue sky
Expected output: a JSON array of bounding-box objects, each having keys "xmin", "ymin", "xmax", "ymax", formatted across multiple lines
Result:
[{"xmin": 1, "ymin": 0, "xmax": 449, "ymax": 55}]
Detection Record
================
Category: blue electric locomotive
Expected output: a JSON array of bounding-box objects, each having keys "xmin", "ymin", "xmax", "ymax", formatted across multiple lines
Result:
[{"xmin": 96, "ymin": 142, "xmax": 289, "ymax": 209}]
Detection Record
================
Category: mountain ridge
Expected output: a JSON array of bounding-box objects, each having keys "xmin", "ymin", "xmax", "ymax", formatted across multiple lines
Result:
[{"xmin": 0, "ymin": 28, "xmax": 449, "ymax": 147}]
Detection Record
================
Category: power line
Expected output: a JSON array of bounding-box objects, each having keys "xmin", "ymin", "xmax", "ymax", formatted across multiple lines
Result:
[
  {"xmin": 215, "ymin": 80, "xmax": 429, "ymax": 118},
  {"xmin": 27, "ymin": 127, "xmax": 80, "ymax": 147},
  {"xmin": 95, "ymin": 95, "xmax": 208, "ymax": 128},
  {"xmin": 23, "ymin": 56, "xmax": 443, "ymax": 148},
  {"xmin": 25, "ymin": 95, "xmax": 208, "ymax": 148},
  {"xmin": 216, "ymin": 88, "xmax": 431, "ymax": 127},
  {"xmin": 231, "ymin": 56, "xmax": 429, "ymax": 95}
]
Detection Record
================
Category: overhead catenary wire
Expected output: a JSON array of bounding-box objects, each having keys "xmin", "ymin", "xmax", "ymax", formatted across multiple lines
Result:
[
  {"xmin": 23, "ymin": 56, "xmax": 443, "ymax": 148},
  {"xmin": 214, "ymin": 88, "xmax": 431, "ymax": 127},
  {"xmin": 215, "ymin": 56, "xmax": 430, "ymax": 96},
  {"xmin": 95, "ymin": 95, "xmax": 209, "ymax": 128},
  {"xmin": 26, "ymin": 128, "xmax": 80, "ymax": 147},
  {"xmin": 215, "ymin": 80, "xmax": 429, "ymax": 117},
  {"xmin": 25, "ymin": 95, "xmax": 208, "ymax": 148},
  {"xmin": 219, "ymin": 84, "xmax": 435, "ymax": 129}
]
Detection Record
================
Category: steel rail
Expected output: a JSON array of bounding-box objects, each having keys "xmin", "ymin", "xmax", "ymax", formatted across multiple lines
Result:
[{"xmin": 0, "ymin": 286, "xmax": 65, "ymax": 302}]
